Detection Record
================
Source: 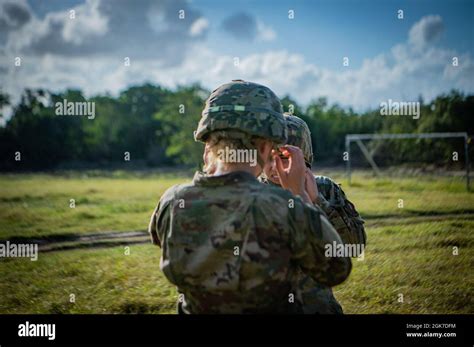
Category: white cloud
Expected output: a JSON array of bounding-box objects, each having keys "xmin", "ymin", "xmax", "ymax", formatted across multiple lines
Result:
[
  {"xmin": 256, "ymin": 20, "xmax": 276, "ymax": 42},
  {"xmin": 1, "ymin": 13, "xmax": 473, "ymax": 114},
  {"xmin": 409, "ymin": 14, "xmax": 444, "ymax": 49},
  {"xmin": 189, "ymin": 17, "xmax": 209, "ymax": 37},
  {"xmin": 62, "ymin": 0, "xmax": 108, "ymax": 45},
  {"xmin": 0, "ymin": 0, "xmax": 31, "ymax": 30},
  {"xmin": 4, "ymin": 0, "xmax": 206, "ymax": 61}
]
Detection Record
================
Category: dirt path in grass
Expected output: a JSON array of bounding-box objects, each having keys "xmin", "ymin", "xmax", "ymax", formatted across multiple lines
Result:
[
  {"xmin": 1, "ymin": 211, "xmax": 473, "ymax": 253},
  {"xmin": 4, "ymin": 230, "xmax": 150, "ymax": 252}
]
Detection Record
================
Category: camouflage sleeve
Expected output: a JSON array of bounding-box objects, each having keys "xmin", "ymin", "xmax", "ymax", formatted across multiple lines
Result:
[
  {"xmin": 148, "ymin": 185, "xmax": 177, "ymax": 247},
  {"xmin": 315, "ymin": 176, "xmax": 366, "ymax": 249},
  {"xmin": 289, "ymin": 200, "xmax": 352, "ymax": 287}
]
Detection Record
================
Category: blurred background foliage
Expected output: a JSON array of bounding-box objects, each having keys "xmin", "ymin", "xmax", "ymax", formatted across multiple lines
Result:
[{"xmin": 0, "ymin": 85, "xmax": 472, "ymax": 170}]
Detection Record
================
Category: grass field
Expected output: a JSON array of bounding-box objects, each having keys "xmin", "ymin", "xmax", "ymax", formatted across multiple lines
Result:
[{"xmin": 0, "ymin": 170, "xmax": 473, "ymax": 314}]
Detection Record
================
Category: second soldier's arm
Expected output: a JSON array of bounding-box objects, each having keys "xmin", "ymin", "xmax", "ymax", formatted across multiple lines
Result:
[
  {"xmin": 316, "ymin": 177, "xmax": 366, "ymax": 249},
  {"xmin": 289, "ymin": 201, "xmax": 352, "ymax": 287}
]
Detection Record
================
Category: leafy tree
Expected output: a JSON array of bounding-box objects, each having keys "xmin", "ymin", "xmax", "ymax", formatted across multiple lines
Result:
[
  {"xmin": 153, "ymin": 84, "xmax": 208, "ymax": 166},
  {"xmin": 0, "ymin": 84, "xmax": 471, "ymax": 171}
]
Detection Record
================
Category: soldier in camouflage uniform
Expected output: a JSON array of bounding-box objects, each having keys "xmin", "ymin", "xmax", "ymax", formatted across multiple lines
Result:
[
  {"xmin": 148, "ymin": 80, "xmax": 351, "ymax": 314},
  {"xmin": 262, "ymin": 113, "xmax": 366, "ymax": 314}
]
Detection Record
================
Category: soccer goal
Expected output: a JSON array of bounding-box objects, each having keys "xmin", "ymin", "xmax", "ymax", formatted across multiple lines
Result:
[{"xmin": 345, "ymin": 132, "xmax": 471, "ymax": 191}]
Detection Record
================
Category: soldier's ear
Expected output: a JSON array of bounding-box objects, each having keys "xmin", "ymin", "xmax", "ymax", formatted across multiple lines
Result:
[
  {"xmin": 203, "ymin": 143, "xmax": 210, "ymax": 164},
  {"xmin": 255, "ymin": 139, "xmax": 273, "ymax": 156}
]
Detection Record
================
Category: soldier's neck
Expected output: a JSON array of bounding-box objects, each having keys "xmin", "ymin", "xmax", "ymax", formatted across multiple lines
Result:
[{"xmin": 213, "ymin": 163, "xmax": 260, "ymax": 178}]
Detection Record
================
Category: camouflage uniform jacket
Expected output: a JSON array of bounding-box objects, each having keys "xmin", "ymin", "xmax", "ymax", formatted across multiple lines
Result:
[
  {"xmin": 260, "ymin": 175, "xmax": 366, "ymax": 247},
  {"xmin": 260, "ymin": 174, "xmax": 365, "ymax": 314},
  {"xmin": 149, "ymin": 171, "xmax": 351, "ymax": 314}
]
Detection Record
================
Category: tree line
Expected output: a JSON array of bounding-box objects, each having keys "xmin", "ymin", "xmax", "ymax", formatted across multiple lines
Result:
[{"xmin": 0, "ymin": 84, "xmax": 472, "ymax": 171}]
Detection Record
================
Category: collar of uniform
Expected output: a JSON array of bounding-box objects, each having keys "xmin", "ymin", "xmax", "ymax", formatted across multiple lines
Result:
[{"xmin": 193, "ymin": 171, "xmax": 258, "ymax": 186}]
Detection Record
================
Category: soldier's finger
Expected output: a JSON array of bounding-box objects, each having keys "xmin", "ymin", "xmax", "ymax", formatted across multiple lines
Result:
[
  {"xmin": 280, "ymin": 145, "xmax": 304, "ymax": 159},
  {"xmin": 274, "ymin": 155, "xmax": 288, "ymax": 180},
  {"xmin": 282, "ymin": 146, "xmax": 305, "ymax": 172},
  {"xmin": 282, "ymin": 148, "xmax": 304, "ymax": 171}
]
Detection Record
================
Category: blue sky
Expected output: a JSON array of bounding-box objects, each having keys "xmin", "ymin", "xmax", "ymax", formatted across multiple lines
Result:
[
  {"xmin": 1, "ymin": 0, "xmax": 473, "ymax": 111},
  {"xmin": 199, "ymin": 0, "xmax": 474, "ymax": 70}
]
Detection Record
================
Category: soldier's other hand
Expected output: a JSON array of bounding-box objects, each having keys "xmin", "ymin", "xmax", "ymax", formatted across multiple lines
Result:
[
  {"xmin": 304, "ymin": 167, "xmax": 319, "ymax": 204},
  {"xmin": 273, "ymin": 145, "xmax": 306, "ymax": 197}
]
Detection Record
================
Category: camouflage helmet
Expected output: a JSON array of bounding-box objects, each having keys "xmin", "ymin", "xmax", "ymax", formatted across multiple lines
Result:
[
  {"xmin": 284, "ymin": 113, "xmax": 313, "ymax": 167},
  {"xmin": 194, "ymin": 80, "xmax": 287, "ymax": 144}
]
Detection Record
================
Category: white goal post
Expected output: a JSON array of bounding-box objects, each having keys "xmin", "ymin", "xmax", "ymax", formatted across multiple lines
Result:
[{"xmin": 345, "ymin": 132, "xmax": 471, "ymax": 191}]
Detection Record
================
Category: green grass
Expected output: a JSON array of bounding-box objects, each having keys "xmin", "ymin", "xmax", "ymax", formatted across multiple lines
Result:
[
  {"xmin": 0, "ymin": 170, "xmax": 473, "ymax": 313},
  {"xmin": 1, "ymin": 171, "xmax": 472, "ymax": 240},
  {"xmin": 336, "ymin": 220, "xmax": 474, "ymax": 314},
  {"xmin": 0, "ymin": 244, "xmax": 176, "ymax": 314},
  {"xmin": 0, "ymin": 172, "xmax": 189, "ymax": 240}
]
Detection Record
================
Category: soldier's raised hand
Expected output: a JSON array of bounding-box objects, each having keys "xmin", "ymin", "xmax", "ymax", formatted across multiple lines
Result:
[{"xmin": 273, "ymin": 145, "xmax": 307, "ymax": 198}]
